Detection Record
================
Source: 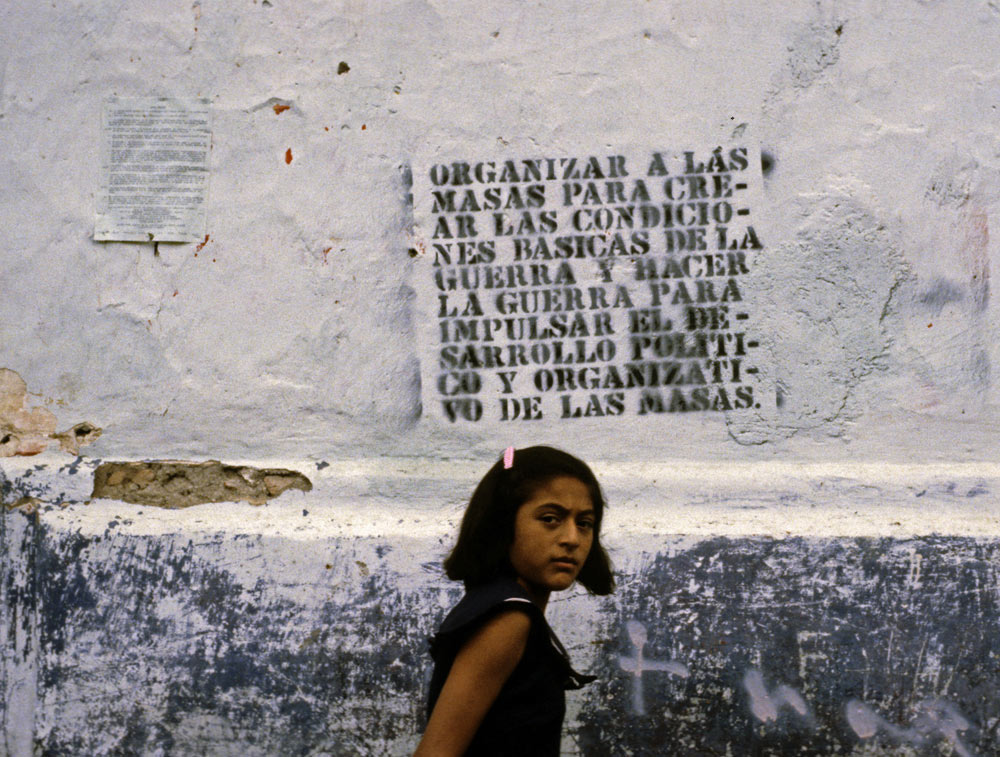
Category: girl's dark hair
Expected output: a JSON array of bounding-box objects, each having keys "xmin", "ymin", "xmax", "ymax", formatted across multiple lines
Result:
[{"xmin": 443, "ymin": 446, "xmax": 614, "ymax": 595}]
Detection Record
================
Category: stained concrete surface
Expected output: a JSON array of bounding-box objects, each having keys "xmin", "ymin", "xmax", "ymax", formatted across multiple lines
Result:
[
  {"xmin": 4, "ymin": 461, "xmax": 1000, "ymax": 755},
  {"xmin": 5, "ymin": 509, "xmax": 998, "ymax": 756}
]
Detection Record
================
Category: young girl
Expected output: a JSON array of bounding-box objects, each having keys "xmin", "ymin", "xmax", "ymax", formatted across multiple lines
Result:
[{"xmin": 415, "ymin": 446, "xmax": 614, "ymax": 757}]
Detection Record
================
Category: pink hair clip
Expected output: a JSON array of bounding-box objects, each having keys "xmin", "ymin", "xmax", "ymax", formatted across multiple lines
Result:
[{"xmin": 502, "ymin": 446, "xmax": 515, "ymax": 469}]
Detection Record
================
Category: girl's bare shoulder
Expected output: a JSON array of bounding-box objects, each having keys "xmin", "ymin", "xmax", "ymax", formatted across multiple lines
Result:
[{"xmin": 459, "ymin": 607, "xmax": 532, "ymax": 668}]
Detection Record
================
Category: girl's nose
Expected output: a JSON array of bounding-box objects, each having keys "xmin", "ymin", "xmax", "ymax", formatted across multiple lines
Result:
[{"xmin": 560, "ymin": 523, "xmax": 581, "ymax": 547}]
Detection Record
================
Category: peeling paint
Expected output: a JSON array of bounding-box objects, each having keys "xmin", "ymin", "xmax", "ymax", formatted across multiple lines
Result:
[
  {"xmin": 0, "ymin": 370, "xmax": 56, "ymax": 456},
  {"xmin": 4, "ymin": 496, "xmax": 41, "ymax": 514},
  {"xmin": 0, "ymin": 370, "xmax": 100, "ymax": 458},
  {"xmin": 52, "ymin": 423, "xmax": 101, "ymax": 457}
]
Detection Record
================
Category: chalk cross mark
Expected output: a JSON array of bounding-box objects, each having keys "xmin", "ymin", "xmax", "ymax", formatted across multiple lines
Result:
[{"xmin": 617, "ymin": 620, "xmax": 689, "ymax": 715}]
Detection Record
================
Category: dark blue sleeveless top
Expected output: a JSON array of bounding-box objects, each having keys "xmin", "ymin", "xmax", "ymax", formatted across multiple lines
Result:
[{"xmin": 426, "ymin": 577, "xmax": 594, "ymax": 756}]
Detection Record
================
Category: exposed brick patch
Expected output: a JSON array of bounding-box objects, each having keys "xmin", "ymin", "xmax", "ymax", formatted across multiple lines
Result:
[{"xmin": 91, "ymin": 460, "xmax": 312, "ymax": 507}]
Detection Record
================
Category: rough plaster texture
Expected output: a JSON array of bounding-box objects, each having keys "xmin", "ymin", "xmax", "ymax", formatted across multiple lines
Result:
[
  {"xmin": 2, "ymin": 0, "xmax": 1000, "ymax": 754},
  {"xmin": 0, "ymin": 0, "xmax": 998, "ymax": 462}
]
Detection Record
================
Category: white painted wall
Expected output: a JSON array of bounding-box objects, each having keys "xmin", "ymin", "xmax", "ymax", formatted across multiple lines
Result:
[{"xmin": 1, "ymin": 0, "xmax": 998, "ymax": 466}]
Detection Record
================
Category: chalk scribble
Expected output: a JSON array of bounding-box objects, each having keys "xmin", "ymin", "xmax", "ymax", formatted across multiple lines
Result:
[
  {"xmin": 742, "ymin": 669, "xmax": 809, "ymax": 722},
  {"xmin": 846, "ymin": 698, "xmax": 975, "ymax": 757}
]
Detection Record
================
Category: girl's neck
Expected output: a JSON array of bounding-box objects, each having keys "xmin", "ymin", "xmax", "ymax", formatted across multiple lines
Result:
[{"xmin": 515, "ymin": 576, "xmax": 549, "ymax": 611}]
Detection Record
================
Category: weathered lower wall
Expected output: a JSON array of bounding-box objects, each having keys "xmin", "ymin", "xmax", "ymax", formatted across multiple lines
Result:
[
  {"xmin": 1, "ymin": 505, "xmax": 38, "ymax": 757},
  {"xmin": 587, "ymin": 537, "xmax": 999, "ymax": 756},
  {"xmin": 3, "ymin": 460, "xmax": 999, "ymax": 756}
]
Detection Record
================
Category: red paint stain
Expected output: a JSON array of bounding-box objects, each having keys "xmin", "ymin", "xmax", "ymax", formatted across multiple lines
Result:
[
  {"xmin": 285, "ymin": 148, "xmax": 293, "ymax": 164},
  {"xmin": 928, "ymin": 323, "xmax": 933, "ymax": 328},
  {"xmin": 173, "ymin": 290, "xmax": 179, "ymax": 297},
  {"xmin": 273, "ymin": 104, "xmax": 290, "ymax": 115},
  {"xmin": 195, "ymin": 234, "xmax": 210, "ymax": 252},
  {"xmin": 324, "ymin": 126, "xmax": 329, "ymax": 132},
  {"xmin": 361, "ymin": 124, "xmax": 366, "ymax": 130},
  {"xmin": 322, "ymin": 247, "xmax": 332, "ymax": 264}
]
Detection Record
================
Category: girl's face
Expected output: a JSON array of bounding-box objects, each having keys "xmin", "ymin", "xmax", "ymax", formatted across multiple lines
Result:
[{"xmin": 508, "ymin": 476, "xmax": 595, "ymax": 605}]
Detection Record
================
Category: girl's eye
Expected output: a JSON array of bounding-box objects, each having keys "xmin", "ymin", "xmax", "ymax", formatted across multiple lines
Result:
[
  {"xmin": 579, "ymin": 521, "xmax": 594, "ymax": 530},
  {"xmin": 540, "ymin": 515, "xmax": 560, "ymax": 524}
]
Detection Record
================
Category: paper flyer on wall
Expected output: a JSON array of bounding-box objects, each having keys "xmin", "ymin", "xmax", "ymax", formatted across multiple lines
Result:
[{"xmin": 94, "ymin": 97, "xmax": 211, "ymax": 243}]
